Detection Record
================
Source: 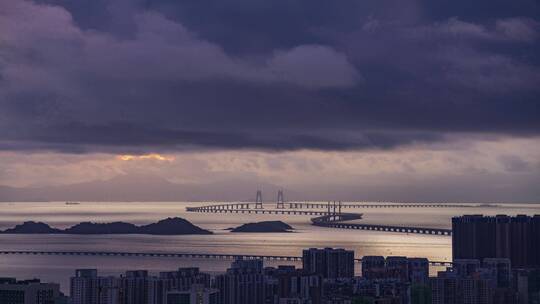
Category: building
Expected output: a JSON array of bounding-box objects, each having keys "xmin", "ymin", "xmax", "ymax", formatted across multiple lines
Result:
[
  {"xmin": 452, "ymin": 259, "xmax": 481, "ymax": 277},
  {"xmin": 123, "ymin": 270, "xmax": 149, "ymax": 304},
  {"xmin": 408, "ymin": 258, "xmax": 430, "ymax": 285},
  {"xmin": 303, "ymin": 248, "xmax": 354, "ymax": 279},
  {"xmin": 265, "ymin": 265, "xmax": 323, "ymax": 304},
  {"xmin": 513, "ymin": 268, "xmax": 540, "ymax": 304},
  {"xmin": 353, "ymin": 278, "xmax": 410, "ymax": 304},
  {"xmin": 362, "ymin": 256, "xmax": 386, "ymax": 280},
  {"xmin": 215, "ymin": 258, "xmax": 266, "ymax": 304},
  {"xmin": 430, "ymin": 259, "xmax": 517, "ymax": 304},
  {"xmin": 430, "ymin": 270, "xmax": 493, "ymax": 304},
  {"xmin": 70, "ymin": 269, "xmax": 123, "ymax": 304},
  {"xmin": 166, "ymin": 284, "xmax": 218, "ymax": 304},
  {"xmin": 362, "ymin": 256, "xmax": 429, "ymax": 284},
  {"xmin": 482, "ymin": 258, "xmax": 511, "ymax": 288},
  {"xmin": 452, "ymin": 215, "xmax": 540, "ymax": 268},
  {"xmin": 70, "ymin": 268, "xmax": 215, "ymax": 304},
  {"xmin": 0, "ymin": 278, "xmax": 62, "ymax": 304},
  {"xmin": 71, "ymin": 270, "xmax": 99, "ymax": 304},
  {"xmin": 385, "ymin": 257, "xmax": 409, "ymax": 283},
  {"xmin": 149, "ymin": 268, "xmax": 211, "ymax": 304}
]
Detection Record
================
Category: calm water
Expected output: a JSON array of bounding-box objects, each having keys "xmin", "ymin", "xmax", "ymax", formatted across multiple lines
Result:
[{"xmin": 0, "ymin": 201, "xmax": 539, "ymax": 293}]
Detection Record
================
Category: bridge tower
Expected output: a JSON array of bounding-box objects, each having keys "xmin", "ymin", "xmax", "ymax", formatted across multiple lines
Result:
[
  {"xmin": 255, "ymin": 190, "xmax": 263, "ymax": 209},
  {"xmin": 276, "ymin": 190, "xmax": 285, "ymax": 209}
]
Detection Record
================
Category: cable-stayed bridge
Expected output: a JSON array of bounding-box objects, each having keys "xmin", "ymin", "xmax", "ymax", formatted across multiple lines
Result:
[{"xmin": 186, "ymin": 190, "xmax": 454, "ymax": 236}]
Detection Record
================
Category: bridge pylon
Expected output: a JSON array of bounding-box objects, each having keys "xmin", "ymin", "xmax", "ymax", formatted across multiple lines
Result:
[
  {"xmin": 255, "ymin": 190, "xmax": 263, "ymax": 209},
  {"xmin": 276, "ymin": 190, "xmax": 285, "ymax": 209}
]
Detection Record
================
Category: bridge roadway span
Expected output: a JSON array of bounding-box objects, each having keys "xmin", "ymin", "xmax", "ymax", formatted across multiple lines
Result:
[
  {"xmin": 0, "ymin": 251, "xmax": 452, "ymax": 267},
  {"xmin": 312, "ymin": 214, "xmax": 452, "ymax": 236},
  {"xmin": 185, "ymin": 206, "xmax": 330, "ymax": 216}
]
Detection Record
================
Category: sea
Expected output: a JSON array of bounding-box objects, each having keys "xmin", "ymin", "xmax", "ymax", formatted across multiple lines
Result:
[{"xmin": 0, "ymin": 201, "xmax": 539, "ymax": 293}]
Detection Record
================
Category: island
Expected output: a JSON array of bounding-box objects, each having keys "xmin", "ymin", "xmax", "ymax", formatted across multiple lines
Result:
[
  {"xmin": 230, "ymin": 221, "xmax": 294, "ymax": 233},
  {"xmin": 0, "ymin": 217, "xmax": 212, "ymax": 235}
]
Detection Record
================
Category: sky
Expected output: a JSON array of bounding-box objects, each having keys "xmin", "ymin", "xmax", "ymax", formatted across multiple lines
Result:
[{"xmin": 0, "ymin": 0, "xmax": 539, "ymax": 201}]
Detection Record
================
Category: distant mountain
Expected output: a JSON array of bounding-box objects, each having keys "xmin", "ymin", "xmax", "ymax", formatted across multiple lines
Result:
[
  {"xmin": 139, "ymin": 218, "xmax": 212, "ymax": 235},
  {"xmin": 2, "ymin": 221, "xmax": 62, "ymax": 234},
  {"xmin": 0, "ymin": 217, "xmax": 212, "ymax": 235},
  {"xmin": 0, "ymin": 174, "xmax": 297, "ymax": 202},
  {"xmin": 230, "ymin": 221, "xmax": 294, "ymax": 233},
  {"xmin": 64, "ymin": 221, "xmax": 140, "ymax": 234}
]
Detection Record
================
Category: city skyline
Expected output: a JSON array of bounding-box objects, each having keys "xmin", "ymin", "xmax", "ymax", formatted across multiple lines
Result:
[{"xmin": 3, "ymin": 241, "xmax": 540, "ymax": 304}]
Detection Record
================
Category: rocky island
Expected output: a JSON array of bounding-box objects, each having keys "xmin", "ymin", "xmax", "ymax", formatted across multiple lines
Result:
[
  {"xmin": 0, "ymin": 217, "xmax": 212, "ymax": 235},
  {"xmin": 230, "ymin": 221, "xmax": 294, "ymax": 233}
]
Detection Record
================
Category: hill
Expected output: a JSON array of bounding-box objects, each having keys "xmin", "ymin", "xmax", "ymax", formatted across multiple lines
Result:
[
  {"xmin": 0, "ymin": 217, "xmax": 212, "ymax": 235},
  {"xmin": 230, "ymin": 221, "xmax": 294, "ymax": 233}
]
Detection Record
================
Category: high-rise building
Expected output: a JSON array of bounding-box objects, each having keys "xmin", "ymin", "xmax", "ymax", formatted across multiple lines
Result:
[
  {"xmin": 70, "ymin": 269, "xmax": 122, "ymax": 304},
  {"xmin": 513, "ymin": 269, "xmax": 540, "ymax": 304},
  {"xmin": 452, "ymin": 215, "xmax": 540, "ymax": 268},
  {"xmin": 482, "ymin": 258, "xmax": 511, "ymax": 288},
  {"xmin": 302, "ymin": 248, "xmax": 354, "ymax": 279},
  {"xmin": 430, "ymin": 270, "xmax": 493, "ymax": 304},
  {"xmin": 385, "ymin": 256, "xmax": 409, "ymax": 283},
  {"xmin": 166, "ymin": 284, "xmax": 218, "ymax": 304},
  {"xmin": 361, "ymin": 256, "xmax": 386, "ymax": 280},
  {"xmin": 430, "ymin": 258, "xmax": 517, "ymax": 304},
  {"xmin": 149, "ymin": 268, "xmax": 211, "ymax": 304},
  {"xmin": 124, "ymin": 270, "xmax": 149, "ymax": 304},
  {"xmin": 361, "ymin": 256, "xmax": 429, "ymax": 284},
  {"xmin": 215, "ymin": 258, "xmax": 266, "ymax": 304},
  {"xmin": 70, "ymin": 268, "xmax": 214, "ymax": 304},
  {"xmin": 453, "ymin": 259, "xmax": 481, "ymax": 277},
  {"xmin": 0, "ymin": 278, "xmax": 61, "ymax": 304},
  {"xmin": 265, "ymin": 265, "xmax": 322, "ymax": 304},
  {"xmin": 71, "ymin": 269, "xmax": 99, "ymax": 304},
  {"xmin": 408, "ymin": 258, "xmax": 430, "ymax": 285},
  {"xmin": 353, "ymin": 278, "xmax": 410, "ymax": 304}
]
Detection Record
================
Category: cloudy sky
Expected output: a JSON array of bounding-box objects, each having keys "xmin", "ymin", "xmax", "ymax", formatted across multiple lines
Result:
[{"xmin": 0, "ymin": 0, "xmax": 539, "ymax": 201}]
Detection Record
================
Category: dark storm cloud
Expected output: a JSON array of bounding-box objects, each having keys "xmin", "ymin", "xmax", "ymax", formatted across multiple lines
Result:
[
  {"xmin": 0, "ymin": 0, "xmax": 539, "ymax": 153},
  {"xmin": 1, "ymin": 120, "xmax": 445, "ymax": 153}
]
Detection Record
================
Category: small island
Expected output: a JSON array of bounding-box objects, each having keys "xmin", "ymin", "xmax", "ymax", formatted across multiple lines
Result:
[
  {"xmin": 0, "ymin": 217, "xmax": 212, "ymax": 235},
  {"xmin": 230, "ymin": 221, "xmax": 294, "ymax": 233}
]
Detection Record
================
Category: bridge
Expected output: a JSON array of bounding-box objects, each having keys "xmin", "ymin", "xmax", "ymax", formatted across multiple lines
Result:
[
  {"xmin": 312, "ymin": 214, "xmax": 452, "ymax": 235},
  {"xmin": 0, "ymin": 250, "xmax": 452, "ymax": 267},
  {"xmin": 187, "ymin": 201, "xmax": 473, "ymax": 213},
  {"xmin": 310, "ymin": 213, "xmax": 452, "ymax": 235},
  {"xmin": 186, "ymin": 205, "xmax": 331, "ymax": 216},
  {"xmin": 186, "ymin": 192, "xmax": 453, "ymax": 236}
]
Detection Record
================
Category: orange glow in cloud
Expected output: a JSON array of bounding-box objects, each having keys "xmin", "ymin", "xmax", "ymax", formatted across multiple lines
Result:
[{"xmin": 117, "ymin": 153, "xmax": 175, "ymax": 161}]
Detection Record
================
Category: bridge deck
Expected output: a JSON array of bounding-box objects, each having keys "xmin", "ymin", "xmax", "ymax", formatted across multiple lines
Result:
[
  {"xmin": 186, "ymin": 207, "xmax": 330, "ymax": 216},
  {"xmin": 312, "ymin": 221, "xmax": 452, "ymax": 235},
  {"xmin": 188, "ymin": 202, "xmax": 472, "ymax": 212},
  {"xmin": 0, "ymin": 250, "xmax": 452, "ymax": 266},
  {"xmin": 311, "ymin": 214, "xmax": 452, "ymax": 235}
]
